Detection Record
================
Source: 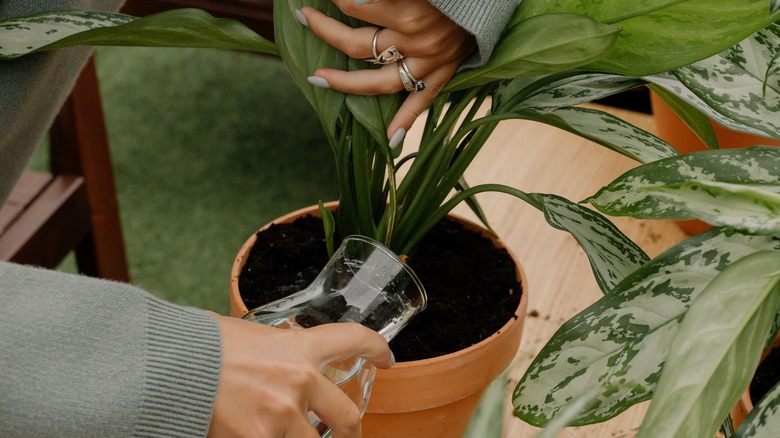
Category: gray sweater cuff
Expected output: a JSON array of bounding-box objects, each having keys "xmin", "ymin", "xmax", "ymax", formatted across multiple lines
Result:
[{"xmin": 429, "ymin": 0, "xmax": 521, "ymax": 69}]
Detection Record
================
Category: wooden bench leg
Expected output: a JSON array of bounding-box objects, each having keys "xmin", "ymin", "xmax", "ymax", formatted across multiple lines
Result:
[{"xmin": 49, "ymin": 57, "xmax": 131, "ymax": 282}]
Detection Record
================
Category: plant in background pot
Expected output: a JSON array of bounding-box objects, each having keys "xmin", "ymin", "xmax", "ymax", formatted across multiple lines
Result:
[{"xmin": 3, "ymin": 1, "xmax": 779, "ymax": 436}]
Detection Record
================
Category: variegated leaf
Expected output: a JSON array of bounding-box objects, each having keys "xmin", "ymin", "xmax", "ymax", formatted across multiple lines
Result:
[
  {"xmin": 736, "ymin": 380, "xmax": 780, "ymax": 437},
  {"xmin": 586, "ymin": 147, "xmax": 780, "ymax": 220},
  {"xmin": 493, "ymin": 74, "xmax": 645, "ymax": 113},
  {"xmin": 512, "ymin": 0, "xmax": 779, "ymax": 76},
  {"xmin": 534, "ymin": 194, "xmax": 648, "ymax": 294},
  {"xmin": 772, "ymin": 0, "xmax": 780, "ymax": 16},
  {"xmin": 645, "ymin": 23, "xmax": 780, "ymax": 140},
  {"xmin": 519, "ymin": 107, "xmax": 678, "ymax": 164},
  {"xmin": 647, "ymin": 83, "xmax": 720, "ymax": 150},
  {"xmin": 512, "ymin": 229, "xmax": 780, "ymax": 427},
  {"xmin": 274, "ymin": 0, "xmax": 345, "ymax": 140},
  {"xmin": 0, "ymin": 9, "xmax": 277, "ymax": 59},
  {"xmin": 637, "ymin": 251, "xmax": 780, "ymax": 438},
  {"xmin": 646, "ymin": 180, "xmax": 780, "ymax": 234},
  {"xmin": 535, "ymin": 388, "xmax": 601, "ymax": 438}
]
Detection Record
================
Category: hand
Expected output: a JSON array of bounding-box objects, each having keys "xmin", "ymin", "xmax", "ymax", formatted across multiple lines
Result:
[
  {"xmin": 297, "ymin": 0, "xmax": 476, "ymax": 146},
  {"xmin": 208, "ymin": 316, "xmax": 394, "ymax": 438}
]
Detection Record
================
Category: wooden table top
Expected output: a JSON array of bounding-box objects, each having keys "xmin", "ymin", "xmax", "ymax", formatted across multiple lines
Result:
[{"xmin": 404, "ymin": 103, "xmax": 690, "ymax": 437}]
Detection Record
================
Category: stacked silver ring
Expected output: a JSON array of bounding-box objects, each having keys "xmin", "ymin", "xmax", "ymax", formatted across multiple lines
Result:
[
  {"xmin": 366, "ymin": 28, "xmax": 426, "ymax": 93},
  {"xmin": 397, "ymin": 59, "xmax": 426, "ymax": 92}
]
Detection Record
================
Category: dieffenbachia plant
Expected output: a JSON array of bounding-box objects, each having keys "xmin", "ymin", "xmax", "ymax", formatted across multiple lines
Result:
[{"xmin": 2, "ymin": 1, "xmax": 779, "ymax": 436}]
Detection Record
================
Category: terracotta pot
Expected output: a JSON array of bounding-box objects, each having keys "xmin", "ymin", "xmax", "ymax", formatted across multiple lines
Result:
[
  {"xmin": 729, "ymin": 334, "xmax": 780, "ymax": 430},
  {"xmin": 650, "ymin": 92, "xmax": 780, "ymax": 235},
  {"xmin": 230, "ymin": 203, "xmax": 529, "ymax": 437}
]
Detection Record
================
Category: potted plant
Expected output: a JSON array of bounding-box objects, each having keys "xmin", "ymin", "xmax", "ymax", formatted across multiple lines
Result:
[{"xmin": 3, "ymin": 1, "xmax": 778, "ymax": 436}]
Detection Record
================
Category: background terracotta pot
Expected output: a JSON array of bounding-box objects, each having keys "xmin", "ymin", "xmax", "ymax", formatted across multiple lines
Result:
[
  {"xmin": 650, "ymin": 93, "xmax": 780, "ymax": 235},
  {"xmin": 729, "ymin": 334, "xmax": 780, "ymax": 430},
  {"xmin": 230, "ymin": 203, "xmax": 528, "ymax": 437}
]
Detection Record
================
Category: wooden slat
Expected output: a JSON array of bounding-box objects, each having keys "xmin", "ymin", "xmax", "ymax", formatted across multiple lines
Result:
[{"xmin": 0, "ymin": 172, "xmax": 54, "ymax": 234}]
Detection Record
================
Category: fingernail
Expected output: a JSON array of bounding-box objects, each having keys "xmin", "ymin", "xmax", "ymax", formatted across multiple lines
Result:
[
  {"xmin": 389, "ymin": 351, "xmax": 396, "ymax": 367},
  {"xmin": 355, "ymin": 0, "xmax": 372, "ymax": 4},
  {"xmin": 389, "ymin": 128, "xmax": 406, "ymax": 149},
  {"xmin": 307, "ymin": 76, "xmax": 330, "ymax": 89},
  {"xmin": 294, "ymin": 9, "xmax": 308, "ymax": 27}
]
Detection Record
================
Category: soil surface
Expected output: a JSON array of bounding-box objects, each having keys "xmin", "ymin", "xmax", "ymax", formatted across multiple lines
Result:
[{"xmin": 238, "ymin": 214, "xmax": 522, "ymax": 362}]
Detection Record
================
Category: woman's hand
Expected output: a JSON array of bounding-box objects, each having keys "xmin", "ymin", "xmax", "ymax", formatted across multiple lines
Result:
[
  {"xmin": 208, "ymin": 316, "xmax": 393, "ymax": 438},
  {"xmin": 296, "ymin": 0, "xmax": 476, "ymax": 147}
]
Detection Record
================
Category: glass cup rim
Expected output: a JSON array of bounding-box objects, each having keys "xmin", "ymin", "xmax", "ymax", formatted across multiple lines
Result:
[{"xmin": 341, "ymin": 234, "xmax": 428, "ymax": 312}]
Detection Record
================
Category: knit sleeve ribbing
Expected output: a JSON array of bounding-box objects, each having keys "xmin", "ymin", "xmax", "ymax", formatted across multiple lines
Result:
[{"xmin": 428, "ymin": 0, "xmax": 521, "ymax": 69}]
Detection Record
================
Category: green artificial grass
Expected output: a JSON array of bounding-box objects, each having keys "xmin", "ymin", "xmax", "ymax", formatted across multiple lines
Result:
[{"xmin": 33, "ymin": 46, "xmax": 338, "ymax": 315}]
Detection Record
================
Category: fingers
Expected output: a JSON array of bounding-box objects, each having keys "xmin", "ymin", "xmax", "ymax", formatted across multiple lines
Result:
[
  {"xmin": 305, "ymin": 322, "xmax": 394, "ymax": 369},
  {"xmin": 308, "ymin": 372, "xmax": 364, "ymax": 438},
  {"xmin": 388, "ymin": 62, "xmax": 459, "ymax": 139}
]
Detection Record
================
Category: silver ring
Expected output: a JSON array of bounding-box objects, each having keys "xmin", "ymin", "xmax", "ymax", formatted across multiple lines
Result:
[
  {"xmin": 367, "ymin": 28, "xmax": 404, "ymax": 65},
  {"xmin": 397, "ymin": 59, "xmax": 426, "ymax": 92}
]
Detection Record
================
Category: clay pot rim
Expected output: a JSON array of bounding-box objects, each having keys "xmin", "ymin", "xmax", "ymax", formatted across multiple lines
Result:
[{"xmin": 229, "ymin": 201, "xmax": 528, "ymax": 368}]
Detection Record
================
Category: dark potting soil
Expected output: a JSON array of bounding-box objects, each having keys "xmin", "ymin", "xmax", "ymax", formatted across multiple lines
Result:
[
  {"xmin": 750, "ymin": 345, "xmax": 780, "ymax": 404},
  {"xmin": 238, "ymin": 214, "xmax": 522, "ymax": 362}
]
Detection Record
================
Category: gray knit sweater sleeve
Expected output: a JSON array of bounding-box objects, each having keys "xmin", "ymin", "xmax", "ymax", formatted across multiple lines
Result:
[
  {"xmin": 0, "ymin": 262, "xmax": 222, "ymax": 438},
  {"xmin": 429, "ymin": 0, "xmax": 521, "ymax": 68}
]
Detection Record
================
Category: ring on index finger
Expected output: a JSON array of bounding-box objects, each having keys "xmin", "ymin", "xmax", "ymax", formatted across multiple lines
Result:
[{"xmin": 367, "ymin": 28, "xmax": 404, "ymax": 65}]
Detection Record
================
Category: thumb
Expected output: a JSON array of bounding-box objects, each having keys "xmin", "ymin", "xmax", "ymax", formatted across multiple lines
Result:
[{"xmin": 305, "ymin": 322, "xmax": 395, "ymax": 369}]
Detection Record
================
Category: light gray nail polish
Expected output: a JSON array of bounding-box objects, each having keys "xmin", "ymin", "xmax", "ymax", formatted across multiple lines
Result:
[
  {"xmin": 354, "ymin": 0, "xmax": 372, "ymax": 4},
  {"xmin": 389, "ymin": 128, "xmax": 406, "ymax": 149},
  {"xmin": 307, "ymin": 76, "xmax": 330, "ymax": 89},
  {"xmin": 294, "ymin": 9, "xmax": 308, "ymax": 27}
]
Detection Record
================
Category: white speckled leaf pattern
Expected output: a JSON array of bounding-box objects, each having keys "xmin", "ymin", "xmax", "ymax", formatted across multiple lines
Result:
[
  {"xmin": 636, "ymin": 251, "xmax": 780, "ymax": 438},
  {"xmin": 536, "ymin": 194, "xmax": 649, "ymax": 295},
  {"xmin": 512, "ymin": 229, "xmax": 780, "ymax": 427},
  {"xmin": 646, "ymin": 180, "xmax": 780, "ymax": 234},
  {"xmin": 494, "ymin": 74, "xmax": 645, "ymax": 112},
  {"xmin": 646, "ymin": 23, "xmax": 780, "ymax": 139},
  {"xmin": 585, "ymin": 147, "xmax": 780, "ymax": 220},
  {"xmin": 737, "ymin": 378, "xmax": 780, "ymax": 437},
  {"xmin": 521, "ymin": 107, "xmax": 678, "ymax": 164},
  {"xmin": 772, "ymin": 0, "xmax": 780, "ymax": 15},
  {"xmin": 0, "ymin": 11, "xmax": 133, "ymax": 58},
  {"xmin": 0, "ymin": 9, "xmax": 277, "ymax": 59}
]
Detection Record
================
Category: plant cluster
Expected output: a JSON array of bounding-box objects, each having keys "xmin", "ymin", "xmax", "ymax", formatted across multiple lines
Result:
[{"xmin": 3, "ymin": 1, "xmax": 779, "ymax": 436}]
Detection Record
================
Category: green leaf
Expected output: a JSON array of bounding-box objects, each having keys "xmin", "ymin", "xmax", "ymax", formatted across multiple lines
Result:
[
  {"xmin": 535, "ymin": 388, "xmax": 601, "ymax": 438},
  {"xmin": 637, "ymin": 251, "xmax": 780, "ymax": 438},
  {"xmin": 772, "ymin": 0, "xmax": 780, "ymax": 15},
  {"xmin": 535, "ymin": 194, "xmax": 649, "ymax": 294},
  {"xmin": 513, "ymin": 228, "xmax": 780, "ymax": 426},
  {"xmin": 462, "ymin": 367, "xmax": 512, "ymax": 438},
  {"xmin": 645, "ymin": 23, "xmax": 780, "ymax": 140},
  {"xmin": 647, "ymin": 83, "xmax": 719, "ymax": 150},
  {"xmin": 586, "ymin": 147, "xmax": 780, "ymax": 220},
  {"xmin": 518, "ymin": 106, "xmax": 678, "ymax": 164},
  {"xmin": 0, "ymin": 9, "xmax": 277, "ymax": 59},
  {"xmin": 646, "ymin": 180, "xmax": 780, "ymax": 234},
  {"xmin": 317, "ymin": 201, "xmax": 336, "ymax": 257},
  {"xmin": 274, "ymin": 0, "xmax": 345, "ymax": 140},
  {"xmin": 446, "ymin": 14, "xmax": 619, "ymax": 91},
  {"xmin": 513, "ymin": 0, "xmax": 780, "ymax": 76},
  {"xmin": 736, "ymin": 380, "xmax": 780, "ymax": 437}
]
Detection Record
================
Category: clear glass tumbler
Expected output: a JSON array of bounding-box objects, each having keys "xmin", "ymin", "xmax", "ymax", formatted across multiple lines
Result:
[{"xmin": 242, "ymin": 235, "xmax": 427, "ymax": 436}]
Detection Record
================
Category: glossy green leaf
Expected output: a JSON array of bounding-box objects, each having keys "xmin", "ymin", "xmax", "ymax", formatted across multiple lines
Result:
[
  {"xmin": 535, "ymin": 194, "xmax": 649, "ymax": 295},
  {"xmin": 0, "ymin": 9, "xmax": 277, "ymax": 59},
  {"xmin": 513, "ymin": 228, "xmax": 780, "ymax": 426},
  {"xmin": 637, "ymin": 251, "xmax": 780, "ymax": 438},
  {"xmin": 736, "ymin": 380, "xmax": 780, "ymax": 437},
  {"xmin": 647, "ymin": 83, "xmax": 719, "ymax": 150},
  {"xmin": 274, "ymin": 0, "xmax": 345, "ymax": 140},
  {"xmin": 645, "ymin": 23, "xmax": 780, "ymax": 140},
  {"xmin": 646, "ymin": 180, "xmax": 780, "ymax": 234},
  {"xmin": 512, "ymin": 0, "xmax": 780, "ymax": 76},
  {"xmin": 446, "ymin": 14, "xmax": 619, "ymax": 91},
  {"xmin": 586, "ymin": 147, "xmax": 780, "ymax": 220},
  {"xmin": 518, "ymin": 107, "xmax": 678, "ymax": 164}
]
